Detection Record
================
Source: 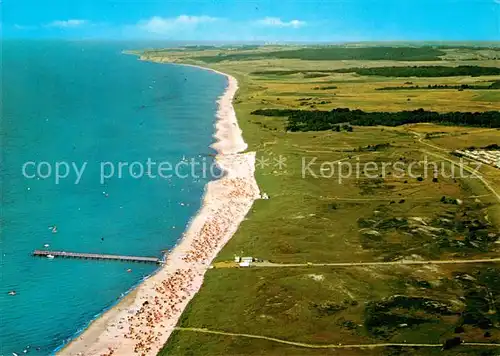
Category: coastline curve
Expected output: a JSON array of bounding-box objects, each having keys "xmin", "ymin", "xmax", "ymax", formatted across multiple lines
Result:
[{"xmin": 59, "ymin": 63, "xmax": 260, "ymax": 356}]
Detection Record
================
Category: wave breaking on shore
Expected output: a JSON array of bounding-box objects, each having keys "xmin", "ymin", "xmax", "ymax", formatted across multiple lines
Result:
[{"xmin": 60, "ymin": 67, "xmax": 260, "ymax": 356}]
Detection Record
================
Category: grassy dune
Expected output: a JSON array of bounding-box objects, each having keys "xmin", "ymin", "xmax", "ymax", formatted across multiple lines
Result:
[{"xmin": 139, "ymin": 45, "xmax": 500, "ymax": 355}]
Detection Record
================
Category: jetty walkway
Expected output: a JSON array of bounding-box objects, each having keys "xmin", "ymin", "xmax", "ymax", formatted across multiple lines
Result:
[{"xmin": 33, "ymin": 250, "xmax": 162, "ymax": 264}]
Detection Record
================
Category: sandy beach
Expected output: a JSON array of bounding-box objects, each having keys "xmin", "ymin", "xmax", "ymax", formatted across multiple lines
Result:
[{"xmin": 59, "ymin": 66, "xmax": 260, "ymax": 355}]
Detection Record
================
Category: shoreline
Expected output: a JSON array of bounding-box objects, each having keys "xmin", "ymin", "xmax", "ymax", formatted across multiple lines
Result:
[{"xmin": 59, "ymin": 63, "xmax": 260, "ymax": 355}]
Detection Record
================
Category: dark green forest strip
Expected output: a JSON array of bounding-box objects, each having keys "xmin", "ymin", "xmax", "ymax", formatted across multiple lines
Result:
[
  {"xmin": 377, "ymin": 81, "xmax": 500, "ymax": 91},
  {"xmin": 195, "ymin": 47, "xmax": 445, "ymax": 63},
  {"xmin": 252, "ymin": 108, "xmax": 500, "ymax": 132},
  {"xmin": 332, "ymin": 65, "xmax": 500, "ymax": 77},
  {"xmin": 251, "ymin": 66, "xmax": 500, "ymax": 78}
]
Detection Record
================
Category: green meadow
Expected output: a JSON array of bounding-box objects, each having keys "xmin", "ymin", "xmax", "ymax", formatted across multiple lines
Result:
[{"xmin": 139, "ymin": 44, "xmax": 500, "ymax": 355}]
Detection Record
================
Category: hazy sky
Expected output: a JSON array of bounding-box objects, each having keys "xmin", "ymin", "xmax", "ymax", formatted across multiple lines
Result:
[{"xmin": 3, "ymin": 0, "xmax": 499, "ymax": 41}]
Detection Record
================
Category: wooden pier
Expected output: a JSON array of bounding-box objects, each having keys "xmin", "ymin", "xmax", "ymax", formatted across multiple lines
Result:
[{"xmin": 33, "ymin": 250, "xmax": 162, "ymax": 264}]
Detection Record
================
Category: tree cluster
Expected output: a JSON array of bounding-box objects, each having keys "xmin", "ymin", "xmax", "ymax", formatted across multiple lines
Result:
[
  {"xmin": 377, "ymin": 82, "xmax": 500, "ymax": 91},
  {"xmin": 333, "ymin": 65, "xmax": 500, "ymax": 77},
  {"xmin": 252, "ymin": 108, "xmax": 500, "ymax": 132}
]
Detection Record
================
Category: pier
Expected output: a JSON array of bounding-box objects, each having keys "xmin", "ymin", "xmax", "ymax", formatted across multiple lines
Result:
[{"xmin": 33, "ymin": 250, "xmax": 162, "ymax": 264}]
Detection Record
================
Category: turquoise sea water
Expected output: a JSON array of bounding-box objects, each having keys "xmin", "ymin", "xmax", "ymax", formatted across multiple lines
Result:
[{"xmin": 0, "ymin": 40, "xmax": 226, "ymax": 355}]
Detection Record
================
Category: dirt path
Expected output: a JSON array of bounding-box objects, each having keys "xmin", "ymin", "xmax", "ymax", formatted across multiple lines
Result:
[
  {"xmin": 408, "ymin": 130, "xmax": 500, "ymax": 203},
  {"xmin": 423, "ymin": 149, "xmax": 500, "ymax": 203},
  {"xmin": 174, "ymin": 327, "xmax": 500, "ymax": 350},
  {"xmin": 215, "ymin": 257, "xmax": 500, "ymax": 269}
]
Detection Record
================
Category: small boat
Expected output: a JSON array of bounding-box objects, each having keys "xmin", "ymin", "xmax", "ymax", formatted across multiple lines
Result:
[
  {"xmin": 44, "ymin": 244, "xmax": 49, "ymax": 248},
  {"xmin": 8, "ymin": 291, "xmax": 16, "ymax": 296},
  {"xmin": 47, "ymin": 254, "xmax": 55, "ymax": 259}
]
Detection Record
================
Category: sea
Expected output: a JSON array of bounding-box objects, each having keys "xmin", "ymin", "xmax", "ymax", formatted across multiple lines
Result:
[{"xmin": 0, "ymin": 40, "xmax": 227, "ymax": 355}]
